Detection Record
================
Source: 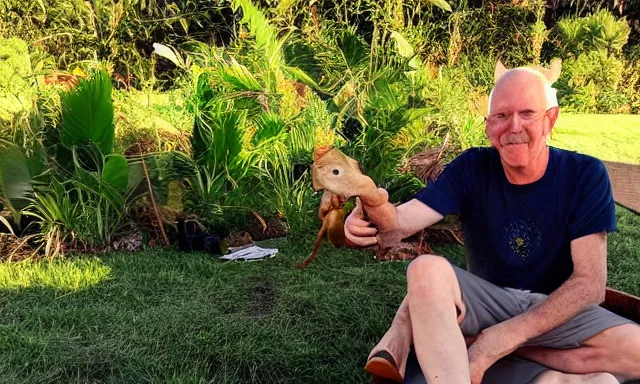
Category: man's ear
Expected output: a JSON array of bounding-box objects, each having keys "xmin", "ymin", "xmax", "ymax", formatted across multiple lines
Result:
[{"xmin": 544, "ymin": 106, "xmax": 559, "ymax": 136}]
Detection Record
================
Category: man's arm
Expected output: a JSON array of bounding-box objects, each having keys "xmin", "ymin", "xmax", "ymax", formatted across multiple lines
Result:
[
  {"xmin": 344, "ymin": 197, "xmax": 444, "ymax": 247},
  {"xmin": 468, "ymin": 231, "xmax": 608, "ymax": 370},
  {"xmin": 505, "ymin": 231, "xmax": 607, "ymax": 339}
]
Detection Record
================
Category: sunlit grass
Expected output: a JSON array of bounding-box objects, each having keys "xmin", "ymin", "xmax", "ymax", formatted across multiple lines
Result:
[
  {"xmin": 0, "ymin": 258, "xmax": 112, "ymax": 291},
  {"xmin": 550, "ymin": 113, "xmax": 640, "ymax": 164}
]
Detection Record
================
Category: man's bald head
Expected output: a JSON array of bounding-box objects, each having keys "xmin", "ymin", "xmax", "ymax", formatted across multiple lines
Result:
[
  {"xmin": 484, "ymin": 60, "xmax": 561, "ymax": 176},
  {"xmin": 488, "ymin": 67, "xmax": 558, "ymax": 115}
]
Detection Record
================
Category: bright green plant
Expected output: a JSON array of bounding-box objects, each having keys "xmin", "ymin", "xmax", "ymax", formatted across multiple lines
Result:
[
  {"xmin": 553, "ymin": 15, "xmax": 589, "ymax": 58},
  {"xmin": 582, "ymin": 9, "xmax": 630, "ymax": 57},
  {"xmin": 0, "ymin": 38, "xmax": 35, "ymax": 123},
  {"xmin": 59, "ymin": 70, "xmax": 115, "ymax": 160},
  {"xmin": 0, "ymin": 147, "xmax": 34, "ymax": 225},
  {"xmin": 556, "ymin": 50, "xmax": 625, "ymax": 113},
  {"xmin": 551, "ymin": 9, "xmax": 630, "ymax": 58},
  {"xmin": 0, "ymin": 69, "xmax": 142, "ymax": 257}
]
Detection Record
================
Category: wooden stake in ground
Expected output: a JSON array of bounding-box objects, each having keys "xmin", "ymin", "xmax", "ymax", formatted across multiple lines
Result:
[{"xmin": 141, "ymin": 159, "xmax": 170, "ymax": 247}]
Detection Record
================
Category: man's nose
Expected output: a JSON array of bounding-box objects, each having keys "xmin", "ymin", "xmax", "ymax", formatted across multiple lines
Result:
[{"xmin": 508, "ymin": 114, "xmax": 524, "ymax": 132}]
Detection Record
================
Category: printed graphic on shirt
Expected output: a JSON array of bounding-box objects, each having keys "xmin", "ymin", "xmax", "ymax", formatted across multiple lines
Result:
[{"xmin": 502, "ymin": 218, "xmax": 542, "ymax": 265}]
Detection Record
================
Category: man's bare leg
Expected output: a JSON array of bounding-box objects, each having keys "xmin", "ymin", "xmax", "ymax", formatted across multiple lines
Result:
[
  {"xmin": 365, "ymin": 255, "xmax": 469, "ymax": 383},
  {"xmin": 515, "ymin": 324, "xmax": 640, "ymax": 382},
  {"xmin": 406, "ymin": 255, "xmax": 469, "ymax": 383},
  {"xmin": 366, "ymin": 295, "xmax": 413, "ymax": 380},
  {"xmin": 532, "ymin": 370, "xmax": 619, "ymax": 384}
]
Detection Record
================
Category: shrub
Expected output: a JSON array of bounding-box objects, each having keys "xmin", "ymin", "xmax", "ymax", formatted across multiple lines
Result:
[
  {"xmin": 453, "ymin": 6, "xmax": 539, "ymax": 68},
  {"xmin": 112, "ymin": 89, "xmax": 192, "ymax": 155},
  {"xmin": 556, "ymin": 50, "xmax": 625, "ymax": 113},
  {"xmin": 0, "ymin": 38, "xmax": 35, "ymax": 122},
  {"xmin": 619, "ymin": 56, "xmax": 640, "ymax": 113},
  {"xmin": 0, "ymin": 0, "xmax": 234, "ymax": 88},
  {"xmin": 549, "ymin": 9, "xmax": 630, "ymax": 59}
]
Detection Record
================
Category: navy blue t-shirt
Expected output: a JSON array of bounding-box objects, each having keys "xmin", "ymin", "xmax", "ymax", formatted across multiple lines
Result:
[{"xmin": 414, "ymin": 146, "xmax": 617, "ymax": 295}]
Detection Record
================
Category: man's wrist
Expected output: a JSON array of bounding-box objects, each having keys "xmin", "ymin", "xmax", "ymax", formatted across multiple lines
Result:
[{"xmin": 487, "ymin": 317, "xmax": 531, "ymax": 349}]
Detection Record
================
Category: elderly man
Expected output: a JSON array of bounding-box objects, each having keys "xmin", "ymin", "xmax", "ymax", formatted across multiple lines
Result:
[{"xmin": 345, "ymin": 63, "xmax": 640, "ymax": 384}]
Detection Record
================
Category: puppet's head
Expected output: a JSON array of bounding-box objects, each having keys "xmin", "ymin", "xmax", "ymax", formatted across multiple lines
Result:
[{"xmin": 311, "ymin": 146, "xmax": 377, "ymax": 199}]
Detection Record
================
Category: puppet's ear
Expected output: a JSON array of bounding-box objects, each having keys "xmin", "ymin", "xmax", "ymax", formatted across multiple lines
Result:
[
  {"xmin": 546, "ymin": 58, "xmax": 562, "ymax": 84},
  {"xmin": 314, "ymin": 146, "xmax": 332, "ymax": 162},
  {"xmin": 495, "ymin": 59, "xmax": 509, "ymax": 83}
]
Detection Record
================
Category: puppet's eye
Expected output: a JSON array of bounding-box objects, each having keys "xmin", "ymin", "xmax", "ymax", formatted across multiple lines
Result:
[{"xmin": 332, "ymin": 169, "xmax": 340, "ymax": 175}]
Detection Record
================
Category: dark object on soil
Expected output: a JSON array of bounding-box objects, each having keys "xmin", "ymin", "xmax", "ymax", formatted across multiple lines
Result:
[
  {"xmin": 177, "ymin": 219, "xmax": 223, "ymax": 255},
  {"xmin": 293, "ymin": 163, "xmax": 309, "ymax": 180},
  {"xmin": 399, "ymin": 132, "xmax": 450, "ymax": 184},
  {"xmin": 245, "ymin": 215, "xmax": 288, "ymax": 241}
]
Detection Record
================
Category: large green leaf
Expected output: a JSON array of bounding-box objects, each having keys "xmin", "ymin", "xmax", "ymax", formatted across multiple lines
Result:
[
  {"xmin": 192, "ymin": 102, "xmax": 248, "ymax": 185},
  {"xmin": 59, "ymin": 70, "xmax": 115, "ymax": 156},
  {"xmin": 218, "ymin": 58, "xmax": 264, "ymax": 92},
  {"xmin": 428, "ymin": 0, "xmax": 452, "ymax": 12},
  {"xmin": 0, "ymin": 147, "xmax": 33, "ymax": 222},
  {"xmin": 252, "ymin": 112, "xmax": 286, "ymax": 145},
  {"xmin": 390, "ymin": 31, "xmax": 415, "ymax": 58},
  {"xmin": 337, "ymin": 29, "xmax": 370, "ymax": 70},
  {"xmin": 102, "ymin": 154, "xmax": 129, "ymax": 192}
]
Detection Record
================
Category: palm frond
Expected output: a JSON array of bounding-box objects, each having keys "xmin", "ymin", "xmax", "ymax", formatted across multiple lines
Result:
[
  {"xmin": 0, "ymin": 146, "xmax": 34, "ymax": 223},
  {"xmin": 59, "ymin": 70, "xmax": 115, "ymax": 157}
]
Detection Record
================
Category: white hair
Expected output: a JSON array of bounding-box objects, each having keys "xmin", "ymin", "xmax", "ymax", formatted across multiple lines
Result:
[{"xmin": 487, "ymin": 67, "xmax": 558, "ymax": 115}]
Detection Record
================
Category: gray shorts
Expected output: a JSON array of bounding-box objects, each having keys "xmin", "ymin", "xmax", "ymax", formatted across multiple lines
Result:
[{"xmin": 404, "ymin": 264, "xmax": 636, "ymax": 384}]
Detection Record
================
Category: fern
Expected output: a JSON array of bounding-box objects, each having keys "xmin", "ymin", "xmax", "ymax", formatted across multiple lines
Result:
[{"xmin": 231, "ymin": 0, "xmax": 283, "ymax": 69}]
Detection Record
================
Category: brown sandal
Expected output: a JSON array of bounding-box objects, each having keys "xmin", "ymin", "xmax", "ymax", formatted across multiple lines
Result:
[{"xmin": 364, "ymin": 350, "xmax": 404, "ymax": 383}]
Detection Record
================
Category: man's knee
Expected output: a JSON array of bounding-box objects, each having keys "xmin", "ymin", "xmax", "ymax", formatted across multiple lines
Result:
[
  {"xmin": 533, "ymin": 371, "xmax": 618, "ymax": 384},
  {"xmin": 406, "ymin": 255, "xmax": 462, "ymax": 306},
  {"xmin": 583, "ymin": 324, "xmax": 640, "ymax": 379},
  {"xmin": 406, "ymin": 254, "xmax": 454, "ymax": 289}
]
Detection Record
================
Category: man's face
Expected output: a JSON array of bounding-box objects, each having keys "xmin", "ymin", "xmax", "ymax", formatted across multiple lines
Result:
[{"xmin": 485, "ymin": 71, "xmax": 557, "ymax": 170}]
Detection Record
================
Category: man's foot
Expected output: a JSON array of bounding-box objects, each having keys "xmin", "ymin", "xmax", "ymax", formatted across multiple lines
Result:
[{"xmin": 365, "ymin": 350, "xmax": 404, "ymax": 383}]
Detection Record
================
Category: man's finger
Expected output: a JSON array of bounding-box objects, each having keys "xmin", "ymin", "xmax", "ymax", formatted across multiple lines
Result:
[
  {"xmin": 345, "ymin": 231, "xmax": 378, "ymax": 247},
  {"xmin": 352, "ymin": 197, "xmax": 364, "ymax": 219},
  {"xmin": 347, "ymin": 217, "xmax": 373, "ymax": 227},
  {"xmin": 347, "ymin": 224, "xmax": 377, "ymax": 237},
  {"xmin": 345, "ymin": 216, "xmax": 371, "ymax": 227}
]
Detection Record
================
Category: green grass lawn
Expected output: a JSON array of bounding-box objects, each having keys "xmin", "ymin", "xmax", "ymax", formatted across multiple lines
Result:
[
  {"xmin": 550, "ymin": 113, "xmax": 640, "ymax": 164},
  {"xmin": 0, "ymin": 205, "xmax": 638, "ymax": 384}
]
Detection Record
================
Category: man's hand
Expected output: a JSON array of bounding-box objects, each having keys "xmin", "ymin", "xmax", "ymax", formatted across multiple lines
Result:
[
  {"xmin": 345, "ymin": 197, "xmax": 445, "ymax": 247},
  {"xmin": 467, "ymin": 322, "xmax": 525, "ymax": 384},
  {"xmin": 344, "ymin": 199, "xmax": 378, "ymax": 247}
]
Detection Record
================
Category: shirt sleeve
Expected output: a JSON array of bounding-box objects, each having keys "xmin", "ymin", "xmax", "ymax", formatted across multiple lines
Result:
[
  {"xmin": 568, "ymin": 159, "xmax": 617, "ymax": 240},
  {"xmin": 412, "ymin": 149, "xmax": 471, "ymax": 216}
]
